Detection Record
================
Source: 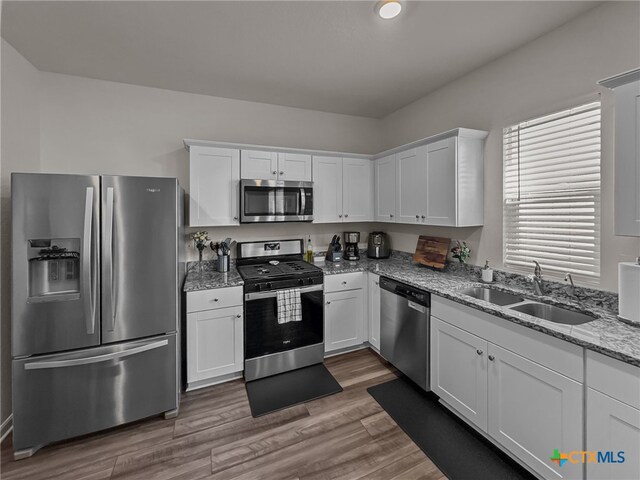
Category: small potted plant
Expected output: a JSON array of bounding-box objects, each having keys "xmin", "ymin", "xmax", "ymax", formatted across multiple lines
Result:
[
  {"xmin": 191, "ymin": 231, "xmax": 210, "ymax": 267},
  {"xmin": 451, "ymin": 240, "xmax": 471, "ymax": 263}
]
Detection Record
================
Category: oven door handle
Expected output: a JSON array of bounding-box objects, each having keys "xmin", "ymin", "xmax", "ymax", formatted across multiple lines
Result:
[{"xmin": 245, "ymin": 283, "xmax": 323, "ymax": 301}]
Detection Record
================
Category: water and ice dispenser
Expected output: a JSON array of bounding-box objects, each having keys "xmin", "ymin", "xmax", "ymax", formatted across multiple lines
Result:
[{"xmin": 27, "ymin": 238, "xmax": 80, "ymax": 301}]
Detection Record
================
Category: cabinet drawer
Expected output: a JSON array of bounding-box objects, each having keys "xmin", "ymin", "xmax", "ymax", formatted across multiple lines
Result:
[
  {"xmin": 186, "ymin": 286, "xmax": 243, "ymax": 313},
  {"xmin": 324, "ymin": 272, "xmax": 364, "ymax": 293},
  {"xmin": 586, "ymin": 350, "xmax": 640, "ymax": 408}
]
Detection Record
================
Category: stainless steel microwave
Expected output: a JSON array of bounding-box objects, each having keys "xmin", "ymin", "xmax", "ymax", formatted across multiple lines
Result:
[{"xmin": 240, "ymin": 179, "xmax": 313, "ymax": 223}]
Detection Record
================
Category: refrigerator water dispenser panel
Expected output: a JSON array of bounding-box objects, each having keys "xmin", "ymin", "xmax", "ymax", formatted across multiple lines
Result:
[{"xmin": 28, "ymin": 238, "xmax": 81, "ymax": 302}]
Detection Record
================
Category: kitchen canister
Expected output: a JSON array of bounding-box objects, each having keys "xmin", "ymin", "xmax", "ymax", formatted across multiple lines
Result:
[
  {"xmin": 618, "ymin": 259, "xmax": 640, "ymax": 327},
  {"xmin": 217, "ymin": 255, "xmax": 230, "ymax": 273}
]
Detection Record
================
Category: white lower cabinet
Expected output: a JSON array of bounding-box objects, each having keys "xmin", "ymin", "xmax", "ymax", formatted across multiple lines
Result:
[
  {"xmin": 488, "ymin": 344, "xmax": 583, "ymax": 480},
  {"xmin": 431, "ymin": 318, "xmax": 488, "ymax": 431},
  {"xmin": 586, "ymin": 350, "xmax": 640, "ymax": 480},
  {"xmin": 186, "ymin": 287, "xmax": 243, "ymax": 390},
  {"xmin": 367, "ymin": 273, "xmax": 381, "ymax": 351},
  {"xmin": 324, "ymin": 273, "xmax": 365, "ymax": 354},
  {"xmin": 431, "ymin": 297, "xmax": 584, "ymax": 480}
]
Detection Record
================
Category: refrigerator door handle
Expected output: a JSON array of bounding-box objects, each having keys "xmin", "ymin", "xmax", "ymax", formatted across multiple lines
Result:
[
  {"xmin": 104, "ymin": 187, "xmax": 116, "ymax": 331},
  {"xmin": 82, "ymin": 187, "xmax": 96, "ymax": 335},
  {"xmin": 24, "ymin": 339, "xmax": 169, "ymax": 370}
]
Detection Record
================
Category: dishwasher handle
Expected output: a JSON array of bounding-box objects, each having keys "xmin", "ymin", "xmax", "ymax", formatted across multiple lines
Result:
[{"xmin": 380, "ymin": 277, "xmax": 430, "ymax": 307}]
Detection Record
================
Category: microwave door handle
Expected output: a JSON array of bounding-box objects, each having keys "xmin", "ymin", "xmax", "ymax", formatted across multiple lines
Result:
[
  {"xmin": 82, "ymin": 187, "xmax": 96, "ymax": 335},
  {"xmin": 300, "ymin": 188, "xmax": 306, "ymax": 215}
]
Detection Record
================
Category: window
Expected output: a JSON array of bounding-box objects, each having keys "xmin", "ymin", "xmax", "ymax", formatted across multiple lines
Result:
[{"xmin": 503, "ymin": 102, "xmax": 601, "ymax": 282}]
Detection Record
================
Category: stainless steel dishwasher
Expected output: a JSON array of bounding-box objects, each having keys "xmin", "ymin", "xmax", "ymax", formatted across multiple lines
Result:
[{"xmin": 380, "ymin": 277, "xmax": 430, "ymax": 391}]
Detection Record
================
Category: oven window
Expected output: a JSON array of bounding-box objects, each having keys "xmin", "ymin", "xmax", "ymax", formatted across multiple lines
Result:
[
  {"xmin": 243, "ymin": 187, "xmax": 275, "ymax": 216},
  {"xmin": 245, "ymin": 289, "xmax": 323, "ymax": 359}
]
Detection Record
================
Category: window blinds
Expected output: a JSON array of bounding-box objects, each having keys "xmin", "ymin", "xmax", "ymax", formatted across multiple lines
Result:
[{"xmin": 503, "ymin": 102, "xmax": 601, "ymax": 281}]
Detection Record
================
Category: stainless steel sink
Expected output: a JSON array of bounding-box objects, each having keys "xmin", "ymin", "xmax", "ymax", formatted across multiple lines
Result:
[
  {"xmin": 509, "ymin": 302, "xmax": 595, "ymax": 325},
  {"xmin": 459, "ymin": 287, "xmax": 524, "ymax": 306}
]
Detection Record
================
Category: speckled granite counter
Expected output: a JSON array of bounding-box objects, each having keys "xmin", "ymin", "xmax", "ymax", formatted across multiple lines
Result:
[
  {"xmin": 319, "ymin": 252, "xmax": 640, "ymax": 367},
  {"xmin": 183, "ymin": 252, "xmax": 640, "ymax": 367},
  {"xmin": 183, "ymin": 260, "xmax": 244, "ymax": 291}
]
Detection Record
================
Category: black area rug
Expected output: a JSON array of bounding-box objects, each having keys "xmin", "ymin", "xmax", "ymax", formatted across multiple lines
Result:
[
  {"xmin": 368, "ymin": 376, "xmax": 535, "ymax": 480},
  {"xmin": 245, "ymin": 363, "xmax": 342, "ymax": 417}
]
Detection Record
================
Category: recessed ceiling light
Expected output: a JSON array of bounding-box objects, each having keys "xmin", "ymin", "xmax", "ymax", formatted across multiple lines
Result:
[{"xmin": 376, "ymin": 1, "xmax": 402, "ymax": 20}]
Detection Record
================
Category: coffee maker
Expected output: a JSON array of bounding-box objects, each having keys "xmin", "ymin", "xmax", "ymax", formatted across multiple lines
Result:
[{"xmin": 343, "ymin": 232, "xmax": 360, "ymax": 261}]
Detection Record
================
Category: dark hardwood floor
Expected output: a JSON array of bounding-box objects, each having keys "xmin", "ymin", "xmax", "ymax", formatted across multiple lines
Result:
[{"xmin": 0, "ymin": 349, "xmax": 445, "ymax": 480}]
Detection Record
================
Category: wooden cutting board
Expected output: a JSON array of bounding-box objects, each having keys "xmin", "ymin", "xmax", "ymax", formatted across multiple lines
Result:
[{"xmin": 413, "ymin": 235, "xmax": 450, "ymax": 270}]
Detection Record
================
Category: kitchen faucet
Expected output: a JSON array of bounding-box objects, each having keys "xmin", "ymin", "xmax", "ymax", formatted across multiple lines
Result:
[
  {"xmin": 564, "ymin": 272, "xmax": 578, "ymax": 298},
  {"xmin": 530, "ymin": 261, "xmax": 545, "ymax": 295}
]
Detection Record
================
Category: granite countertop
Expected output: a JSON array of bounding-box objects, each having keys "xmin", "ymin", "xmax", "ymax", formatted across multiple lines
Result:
[
  {"xmin": 183, "ymin": 260, "xmax": 244, "ymax": 291},
  {"xmin": 183, "ymin": 252, "xmax": 640, "ymax": 367}
]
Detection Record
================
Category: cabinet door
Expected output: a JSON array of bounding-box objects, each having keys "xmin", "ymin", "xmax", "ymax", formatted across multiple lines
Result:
[
  {"xmin": 396, "ymin": 147, "xmax": 426, "ymax": 224},
  {"xmin": 374, "ymin": 154, "xmax": 397, "ymax": 222},
  {"xmin": 278, "ymin": 153, "xmax": 312, "ymax": 181},
  {"xmin": 324, "ymin": 289, "xmax": 364, "ymax": 353},
  {"xmin": 488, "ymin": 344, "xmax": 583, "ymax": 480},
  {"xmin": 312, "ymin": 156, "xmax": 343, "ymax": 223},
  {"xmin": 586, "ymin": 388, "xmax": 640, "ymax": 480},
  {"xmin": 189, "ymin": 146, "xmax": 240, "ymax": 226},
  {"xmin": 186, "ymin": 306, "xmax": 243, "ymax": 384},
  {"xmin": 613, "ymin": 81, "xmax": 640, "ymax": 236},
  {"xmin": 343, "ymin": 157, "xmax": 373, "ymax": 222},
  {"xmin": 425, "ymin": 138, "xmax": 456, "ymax": 226},
  {"xmin": 368, "ymin": 273, "xmax": 381, "ymax": 351},
  {"xmin": 431, "ymin": 317, "xmax": 488, "ymax": 431},
  {"xmin": 240, "ymin": 150, "xmax": 278, "ymax": 180}
]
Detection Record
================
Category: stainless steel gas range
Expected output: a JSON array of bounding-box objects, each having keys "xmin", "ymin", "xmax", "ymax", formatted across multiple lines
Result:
[{"xmin": 236, "ymin": 239, "xmax": 324, "ymax": 381}]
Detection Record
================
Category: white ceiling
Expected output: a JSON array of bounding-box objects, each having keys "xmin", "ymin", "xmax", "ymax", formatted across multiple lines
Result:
[{"xmin": 1, "ymin": 1, "xmax": 600, "ymax": 118}]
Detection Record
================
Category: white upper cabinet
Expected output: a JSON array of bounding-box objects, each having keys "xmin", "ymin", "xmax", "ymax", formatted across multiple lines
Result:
[
  {"xmin": 600, "ymin": 69, "xmax": 640, "ymax": 236},
  {"xmin": 312, "ymin": 156, "xmax": 343, "ymax": 223},
  {"xmin": 312, "ymin": 156, "xmax": 372, "ymax": 223},
  {"xmin": 241, "ymin": 150, "xmax": 312, "ymax": 181},
  {"xmin": 240, "ymin": 150, "xmax": 278, "ymax": 180},
  {"xmin": 188, "ymin": 146, "xmax": 240, "ymax": 226},
  {"xmin": 374, "ymin": 154, "xmax": 397, "ymax": 222},
  {"xmin": 342, "ymin": 158, "xmax": 373, "ymax": 222},
  {"xmin": 425, "ymin": 138, "xmax": 456, "ymax": 225},
  {"xmin": 396, "ymin": 147, "xmax": 427, "ymax": 224},
  {"xmin": 278, "ymin": 153, "xmax": 312, "ymax": 181},
  {"xmin": 391, "ymin": 130, "xmax": 485, "ymax": 227}
]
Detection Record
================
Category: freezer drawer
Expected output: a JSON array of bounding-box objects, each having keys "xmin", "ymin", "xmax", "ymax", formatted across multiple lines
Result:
[{"xmin": 12, "ymin": 333, "xmax": 177, "ymax": 453}]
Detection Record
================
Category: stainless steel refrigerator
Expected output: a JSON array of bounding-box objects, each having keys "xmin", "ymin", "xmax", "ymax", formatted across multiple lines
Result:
[{"xmin": 11, "ymin": 173, "xmax": 183, "ymax": 459}]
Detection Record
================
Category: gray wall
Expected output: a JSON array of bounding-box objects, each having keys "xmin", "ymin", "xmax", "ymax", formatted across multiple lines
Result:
[
  {"xmin": 379, "ymin": 1, "xmax": 640, "ymax": 291},
  {"xmin": 1, "ymin": 39, "xmax": 41, "ymax": 431}
]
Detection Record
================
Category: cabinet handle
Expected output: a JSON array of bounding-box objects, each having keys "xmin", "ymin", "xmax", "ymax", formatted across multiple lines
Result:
[
  {"xmin": 272, "ymin": 171, "xmax": 277, "ymax": 175},
  {"xmin": 488, "ymin": 355, "xmax": 495, "ymax": 361},
  {"xmin": 342, "ymin": 281, "xmax": 347, "ymax": 285},
  {"xmin": 390, "ymin": 214, "xmax": 394, "ymax": 218},
  {"xmin": 344, "ymin": 214, "xmax": 349, "ymax": 218},
  {"xmin": 375, "ymin": 282, "xmax": 379, "ymax": 286},
  {"xmin": 213, "ymin": 298, "xmax": 219, "ymax": 302},
  {"xmin": 233, "ymin": 216, "xmax": 238, "ymax": 220},
  {"xmin": 476, "ymin": 349, "xmax": 483, "ymax": 355},
  {"xmin": 279, "ymin": 171, "xmax": 284, "ymax": 175},
  {"xmin": 236, "ymin": 314, "xmax": 242, "ymax": 318},
  {"xmin": 421, "ymin": 215, "xmax": 426, "ymax": 219},
  {"xmin": 326, "ymin": 301, "xmax": 331, "ymax": 305},
  {"xmin": 415, "ymin": 215, "xmax": 420, "ymax": 219},
  {"xmin": 338, "ymin": 214, "xmax": 343, "ymax": 218}
]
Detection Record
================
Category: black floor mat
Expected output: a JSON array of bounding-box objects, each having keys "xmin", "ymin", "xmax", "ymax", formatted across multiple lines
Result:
[
  {"xmin": 245, "ymin": 363, "xmax": 343, "ymax": 417},
  {"xmin": 368, "ymin": 376, "xmax": 536, "ymax": 480}
]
